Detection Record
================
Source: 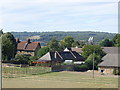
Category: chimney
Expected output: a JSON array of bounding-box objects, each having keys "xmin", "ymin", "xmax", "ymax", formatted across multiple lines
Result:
[
  {"xmin": 27, "ymin": 38, "xmax": 31, "ymax": 43},
  {"xmin": 16, "ymin": 38, "xmax": 20, "ymax": 43}
]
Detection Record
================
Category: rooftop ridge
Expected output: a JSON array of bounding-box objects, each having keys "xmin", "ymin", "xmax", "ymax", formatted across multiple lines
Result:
[{"xmin": 70, "ymin": 51, "xmax": 77, "ymax": 58}]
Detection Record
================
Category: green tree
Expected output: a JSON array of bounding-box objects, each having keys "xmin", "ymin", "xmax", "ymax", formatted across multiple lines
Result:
[
  {"xmin": 29, "ymin": 56, "xmax": 38, "ymax": 65},
  {"xmin": 64, "ymin": 36, "xmax": 74, "ymax": 47},
  {"xmin": 85, "ymin": 54, "xmax": 102, "ymax": 70},
  {"xmin": 0, "ymin": 29, "xmax": 3, "ymax": 36},
  {"xmin": 60, "ymin": 40, "xmax": 66, "ymax": 50},
  {"xmin": 37, "ymin": 46, "xmax": 50, "ymax": 58},
  {"xmin": 48, "ymin": 38, "xmax": 59, "ymax": 51},
  {"xmin": 2, "ymin": 32, "xmax": 17, "ymax": 62},
  {"xmin": 112, "ymin": 34, "xmax": 120, "ymax": 47},
  {"xmin": 99, "ymin": 39, "xmax": 113, "ymax": 47},
  {"xmin": 79, "ymin": 41, "xmax": 85, "ymax": 48},
  {"xmin": 82, "ymin": 45, "xmax": 106, "ymax": 59},
  {"xmin": 72, "ymin": 40, "xmax": 80, "ymax": 47},
  {"xmin": 60, "ymin": 36, "xmax": 74, "ymax": 49},
  {"xmin": 14, "ymin": 54, "xmax": 30, "ymax": 64}
]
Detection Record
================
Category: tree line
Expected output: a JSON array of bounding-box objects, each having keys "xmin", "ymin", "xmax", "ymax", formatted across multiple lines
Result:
[{"xmin": 11, "ymin": 31, "xmax": 115, "ymax": 46}]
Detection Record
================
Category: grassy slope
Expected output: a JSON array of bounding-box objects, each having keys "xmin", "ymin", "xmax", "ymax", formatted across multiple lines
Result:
[{"xmin": 2, "ymin": 71, "xmax": 118, "ymax": 88}]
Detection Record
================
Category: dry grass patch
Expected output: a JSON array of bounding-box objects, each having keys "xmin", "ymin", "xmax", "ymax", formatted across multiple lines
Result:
[{"xmin": 2, "ymin": 71, "xmax": 118, "ymax": 88}]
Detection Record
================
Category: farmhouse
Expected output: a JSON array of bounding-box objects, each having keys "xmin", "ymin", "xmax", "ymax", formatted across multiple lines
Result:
[
  {"xmin": 16, "ymin": 38, "xmax": 41, "ymax": 56},
  {"xmin": 36, "ymin": 48, "xmax": 85, "ymax": 65},
  {"xmin": 98, "ymin": 47, "xmax": 120, "ymax": 74},
  {"xmin": 71, "ymin": 47, "xmax": 83, "ymax": 54}
]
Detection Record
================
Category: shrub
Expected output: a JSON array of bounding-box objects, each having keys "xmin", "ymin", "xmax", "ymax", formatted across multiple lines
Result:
[
  {"xmin": 13, "ymin": 54, "xmax": 31, "ymax": 64},
  {"xmin": 73, "ymin": 64, "xmax": 88, "ymax": 72},
  {"xmin": 113, "ymin": 68, "xmax": 120, "ymax": 75}
]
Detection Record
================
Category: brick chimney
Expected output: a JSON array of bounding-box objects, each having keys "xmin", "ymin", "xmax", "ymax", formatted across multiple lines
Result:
[
  {"xmin": 16, "ymin": 38, "xmax": 20, "ymax": 43},
  {"xmin": 27, "ymin": 38, "xmax": 31, "ymax": 43}
]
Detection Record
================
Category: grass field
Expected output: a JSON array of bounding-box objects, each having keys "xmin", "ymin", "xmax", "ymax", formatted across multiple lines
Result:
[
  {"xmin": 2, "ymin": 71, "xmax": 119, "ymax": 88},
  {"xmin": 2, "ymin": 66, "xmax": 51, "ymax": 78}
]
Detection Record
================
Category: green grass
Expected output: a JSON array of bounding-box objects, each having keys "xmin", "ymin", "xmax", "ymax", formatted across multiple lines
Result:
[
  {"xmin": 2, "ymin": 71, "xmax": 119, "ymax": 88},
  {"xmin": 2, "ymin": 66, "xmax": 51, "ymax": 78}
]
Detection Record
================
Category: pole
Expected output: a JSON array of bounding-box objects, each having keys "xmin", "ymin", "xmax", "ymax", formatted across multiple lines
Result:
[
  {"xmin": 93, "ymin": 50, "xmax": 94, "ymax": 78},
  {"xmin": 0, "ymin": 37, "xmax": 2, "ymax": 89}
]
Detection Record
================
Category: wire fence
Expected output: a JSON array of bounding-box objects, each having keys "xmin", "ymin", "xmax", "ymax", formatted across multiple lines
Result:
[{"xmin": 2, "ymin": 66, "xmax": 51, "ymax": 78}]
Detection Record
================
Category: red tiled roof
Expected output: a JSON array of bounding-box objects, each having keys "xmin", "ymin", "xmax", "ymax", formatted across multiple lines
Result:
[{"xmin": 17, "ymin": 41, "xmax": 40, "ymax": 51}]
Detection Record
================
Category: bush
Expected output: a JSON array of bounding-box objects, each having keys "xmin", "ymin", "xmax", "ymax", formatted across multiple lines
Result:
[
  {"xmin": 13, "ymin": 54, "xmax": 31, "ymax": 64},
  {"xmin": 73, "ymin": 64, "xmax": 88, "ymax": 72},
  {"xmin": 37, "ymin": 46, "xmax": 49, "ymax": 58},
  {"xmin": 113, "ymin": 68, "xmax": 120, "ymax": 75}
]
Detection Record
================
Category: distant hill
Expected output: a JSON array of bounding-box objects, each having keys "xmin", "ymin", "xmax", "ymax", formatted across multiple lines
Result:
[{"xmin": 11, "ymin": 31, "xmax": 116, "ymax": 46}]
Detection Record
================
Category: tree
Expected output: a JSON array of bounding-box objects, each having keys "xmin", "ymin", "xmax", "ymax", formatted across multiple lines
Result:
[
  {"xmin": 37, "ymin": 46, "xmax": 50, "ymax": 58},
  {"xmin": 60, "ymin": 40, "xmax": 66, "ymax": 50},
  {"xmin": 112, "ymin": 34, "xmax": 120, "ymax": 47},
  {"xmin": 85, "ymin": 54, "xmax": 102, "ymax": 70},
  {"xmin": 99, "ymin": 39, "xmax": 113, "ymax": 47},
  {"xmin": 72, "ymin": 40, "xmax": 80, "ymax": 47},
  {"xmin": 60, "ymin": 36, "xmax": 74, "ymax": 49},
  {"xmin": 82, "ymin": 45, "xmax": 106, "ymax": 59},
  {"xmin": 2, "ymin": 32, "xmax": 17, "ymax": 62},
  {"xmin": 79, "ymin": 41, "xmax": 85, "ymax": 48},
  {"xmin": 29, "ymin": 56, "xmax": 38, "ymax": 65},
  {"xmin": 0, "ymin": 29, "xmax": 3, "ymax": 36},
  {"xmin": 81, "ymin": 45, "xmax": 106, "ymax": 70},
  {"xmin": 14, "ymin": 54, "xmax": 30, "ymax": 64},
  {"xmin": 48, "ymin": 38, "xmax": 59, "ymax": 51},
  {"xmin": 64, "ymin": 36, "xmax": 74, "ymax": 47}
]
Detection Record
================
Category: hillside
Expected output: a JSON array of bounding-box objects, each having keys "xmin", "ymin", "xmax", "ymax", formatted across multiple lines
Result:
[{"xmin": 11, "ymin": 31, "xmax": 116, "ymax": 46}]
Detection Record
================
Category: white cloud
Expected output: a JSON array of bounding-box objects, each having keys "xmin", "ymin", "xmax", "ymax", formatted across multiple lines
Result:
[{"xmin": 0, "ymin": 0, "xmax": 118, "ymax": 33}]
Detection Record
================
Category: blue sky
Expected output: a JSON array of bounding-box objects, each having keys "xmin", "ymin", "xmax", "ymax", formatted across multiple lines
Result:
[{"xmin": 0, "ymin": 0, "xmax": 119, "ymax": 33}]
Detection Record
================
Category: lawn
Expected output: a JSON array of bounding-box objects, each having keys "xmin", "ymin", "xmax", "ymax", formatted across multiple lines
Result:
[{"xmin": 2, "ymin": 71, "xmax": 119, "ymax": 88}]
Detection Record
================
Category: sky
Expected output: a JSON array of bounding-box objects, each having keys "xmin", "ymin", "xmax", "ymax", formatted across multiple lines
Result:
[{"xmin": 0, "ymin": 0, "xmax": 119, "ymax": 33}]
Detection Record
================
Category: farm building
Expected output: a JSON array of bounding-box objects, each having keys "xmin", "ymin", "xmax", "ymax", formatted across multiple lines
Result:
[
  {"xmin": 16, "ymin": 38, "xmax": 41, "ymax": 56},
  {"xmin": 36, "ymin": 48, "xmax": 85, "ymax": 65},
  {"xmin": 71, "ymin": 47, "xmax": 83, "ymax": 54},
  {"xmin": 98, "ymin": 47, "xmax": 120, "ymax": 74}
]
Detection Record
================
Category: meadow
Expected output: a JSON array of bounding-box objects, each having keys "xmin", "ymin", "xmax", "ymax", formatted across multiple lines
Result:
[
  {"xmin": 2, "ymin": 66, "xmax": 51, "ymax": 78},
  {"xmin": 2, "ymin": 70, "xmax": 119, "ymax": 88}
]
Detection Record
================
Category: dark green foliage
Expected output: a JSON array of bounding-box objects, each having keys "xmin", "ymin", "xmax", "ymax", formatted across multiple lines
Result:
[
  {"xmin": 82, "ymin": 45, "xmax": 106, "ymax": 59},
  {"xmin": 60, "ymin": 40, "xmax": 66, "ymax": 50},
  {"xmin": 72, "ymin": 40, "xmax": 80, "ymax": 47},
  {"xmin": 0, "ymin": 29, "xmax": 3, "ymax": 36},
  {"xmin": 99, "ymin": 39, "xmax": 113, "ymax": 47},
  {"xmin": 113, "ymin": 68, "xmax": 120, "ymax": 75},
  {"xmin": 37, "ymin": 46, "xmax": 50, "ymax": 58},
  {"xmin": 48, "ymin": 38, "xmax": 59, "ymax": 51},
  {"xmin": 73, "ymin": 64, "xmax": 88, "ymax": 71},
  {"xmin": 85, "ymin": 54, "xmax": 102, "ymax": 70},
  {"xmin": 82, "ymin": 45, "xmax": 106, "ymax": 70},
  {"xmin": 60, "ymin": 36, "xmax": 74, "ymax": 49},
  {"xmin": 112, "ymin": 34, "xmax": 120, "ymax": 47},
  {"xmin": 13, "ymin": 54, "xmax": 31, "ymax": 64},
  {"xmin": 79, "ymin": 41, "xmax": 85, "ymax": 48},
  {"xmin": 63, "ymin": 36, "xmax": 74, "ymax": 48},
  {"xmin": 2, "ymin": 32, "xmax": 17, "ymax": 62},
  {"xmin": 29, "ymin": 56, "xmax": 38, "ymax": 65}
]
